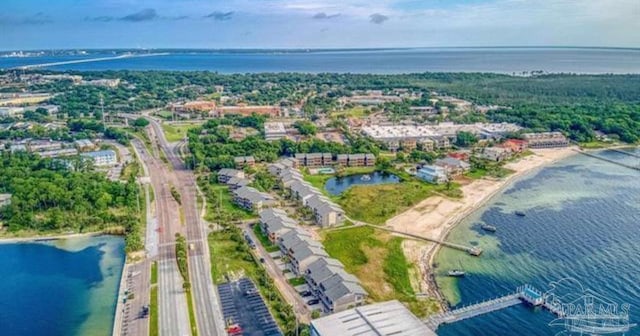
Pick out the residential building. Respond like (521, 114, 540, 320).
(289, 243, 329, 275)
(500, 139, 528, 153)
(217, 168, 245, 184)
(435, 157, 471, 175)
(264, 122, 287, 141)
(39, 148, 79, 158)
(417, 165, 448, 184)
(74, 139, 95, 151)
(81, 150, 117, 166)
(306, 195, 345, 228)
(226, 177, 251, 190)
(233, 156, 256, 168)
(0, 194, 11, 207)
(336, 153, 375, 167)
(259, 208, 297, 242)
(0, 107, 25, 117)
(231, 186, 276, 211)
(409, 106, 437, 114)
(310, 300, 436, 336)
(28, 140, 63, 152)
(477, 147, 511, 162)
(294, 153, 333, 167)
(523, 132, 570, 148)
(316, 271, 367, 313)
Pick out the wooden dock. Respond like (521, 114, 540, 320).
(574, 149, 640, 171)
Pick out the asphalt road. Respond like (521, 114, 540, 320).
(148, 117, 227, 336)
(134, 136, 192, 336)
(119, 260, 151, 336)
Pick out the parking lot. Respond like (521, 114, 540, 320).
(217, 278, 282, 336)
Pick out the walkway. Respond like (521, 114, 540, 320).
(574, 149, 640, 171)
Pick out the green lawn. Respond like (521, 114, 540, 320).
(186, 289, 198, 336)
(209, 230, 261, 284)
(465, 168, 488, 179)
(288, 277, 307, 287)
(200, 181, 257, 223)
(161, 123, 200, 142)
(323, 226, 438, 317)
(336, 180, 446, 225)
(150, 286, 158, 336)
(331, 106, 370, 118)
(151, 261, 158, 285)
(252, 224, 280, 252)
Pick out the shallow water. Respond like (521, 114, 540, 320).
(434, 149, 640, 335)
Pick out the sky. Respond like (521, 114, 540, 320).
(1, 0, 639, 50)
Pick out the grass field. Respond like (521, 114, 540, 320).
(186, 289, 198, 336)
(151, 261, 158, 284)
(161, 123, 200, 142)
(288, 277, 307, 286)
(201, 182, 256, 223)
(209, 230, 261, 284)
(331, 106, 369, 118)
(336, 181, 441, 225)
(253, 224, 280, 252)
(323, 226, 438, 317)
(150, 286, 158, 336)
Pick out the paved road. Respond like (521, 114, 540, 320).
(135, 135, 192, 336)
(147, 116, 227, 336)
(119, 260, 151, 336)
(244, 224, 311, 323)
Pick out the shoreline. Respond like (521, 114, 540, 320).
(0, 231, 107, 244)
(386, 147, 579, 311)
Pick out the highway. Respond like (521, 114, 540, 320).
(132, 137, 192, 336)
(13, 53, 168, 70)
(146, 116, 227, 336)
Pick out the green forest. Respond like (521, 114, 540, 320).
(0, 152, 143, 251)
(7, 70, 638, 143)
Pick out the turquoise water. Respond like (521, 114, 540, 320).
(324, 171, 401, 195)
(0, 236, 125, 336)
(2, 48, 640, 73)
(434, 149, 640, 335)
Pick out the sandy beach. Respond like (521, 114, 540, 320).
(385, 147, 578, 305)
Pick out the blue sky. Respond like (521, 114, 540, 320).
(1, 0, 638, 50)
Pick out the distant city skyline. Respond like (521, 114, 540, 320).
(1, 0, 639, 50)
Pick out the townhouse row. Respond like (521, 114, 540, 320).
(268, 159, 345, 228)
(259, 208, 367, 313)
(294, 153, 376, 168)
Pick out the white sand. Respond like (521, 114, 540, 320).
(385, 147, 578, 300)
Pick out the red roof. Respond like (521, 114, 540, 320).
(504, 139, 527, 145)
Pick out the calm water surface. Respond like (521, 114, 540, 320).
(2, 48, 640, 74)
(0, 235, 125, 336)
(434, 149, 640, 335)
(325, 171, 401, 195)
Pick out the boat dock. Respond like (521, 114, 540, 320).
(574, 149, 640, 171)
(424, 284, 564, 330)
(364, 224, 483, 256)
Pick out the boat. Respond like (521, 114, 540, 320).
(360, 174, 371, 181)
(481, 224, 497, 232)
(447, 270, 466, 277)
(515, 211, 526, 217)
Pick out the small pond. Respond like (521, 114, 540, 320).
(324, 171, 401, 195)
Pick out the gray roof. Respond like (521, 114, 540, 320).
(323, 279, 367, 302)
(218, 168, 242, 177)
(310, 300, 436, 336)
(436, 157, 470, 168)
(233, 186, 274, 204)
(278, 228, 312, 247)
(306, 258, 345, 285)
(291, 243, 328, 263)
(226, 177, 250, 187)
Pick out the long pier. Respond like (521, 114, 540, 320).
(609, 148, 640, 159)
(362, 223, 483, 256)
(424, 285, 562, 330)
(574, 149, 640, 171)
(13, 53, 168, 70)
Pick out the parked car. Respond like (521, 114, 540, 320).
(306, 299, 319, 305)
(259, 257, 265, 263)
(300, 291, 312, 297)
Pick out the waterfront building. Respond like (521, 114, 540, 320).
(417, 165, 448, 184)
(477, 146, 512, 162)
(310, 300, 435, 336)
(523, 132, 570, 148)
(81, 150, 117, 166)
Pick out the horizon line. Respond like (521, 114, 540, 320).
(2, 45, 640, 53)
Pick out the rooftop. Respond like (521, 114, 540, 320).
(311, 300, 436, 336)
